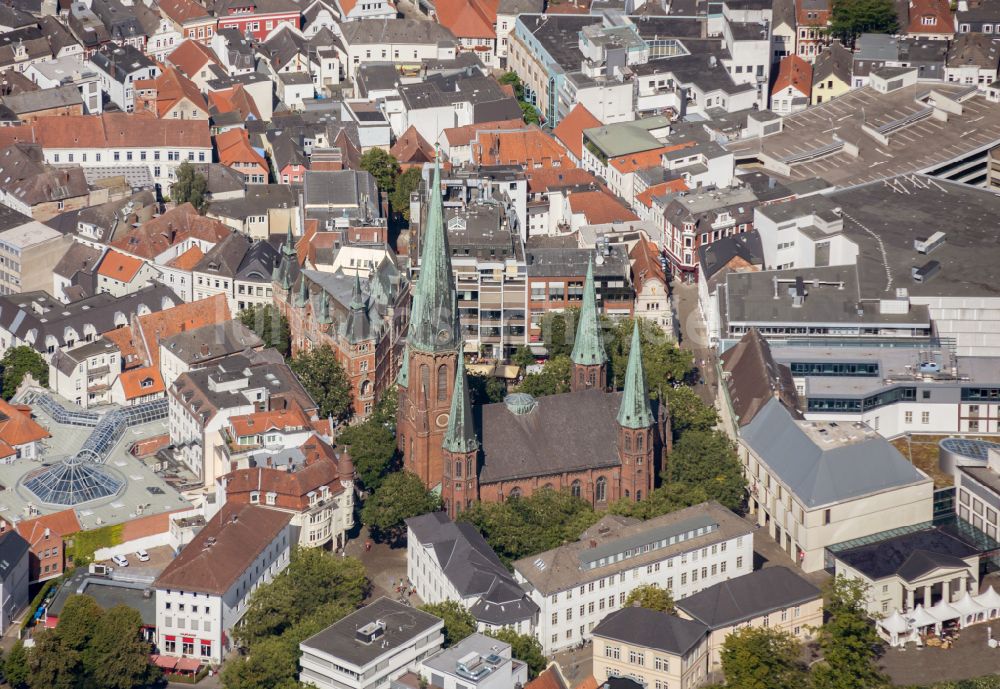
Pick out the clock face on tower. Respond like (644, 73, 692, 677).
(436, 413, 449, 428)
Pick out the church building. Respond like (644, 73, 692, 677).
(397, 161, 667, 517)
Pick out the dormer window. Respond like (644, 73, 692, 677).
(250, 491, 260, 504)
(141, 377, 154, 388)
(266, 492, 276, 505)
(921, 15, 936, 24)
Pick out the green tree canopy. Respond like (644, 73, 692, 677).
(290, 345, 353, 421)
(516, 355, 571, 397)
(1, 345, 48, 399)
(172, 161, 208, 211)
(665, 429, 746, 511)
(498, 71, 525, 99)
(221, 632, 304, 689)
(468, 373, 507, 405)
(610, 481, 710, 520)
(86, 605, 160, 689)
(520, 102, 540, 125)
(663, 385, 719, 439)
(361, 471, 441, 545)
(607, 318, 693, 395)
(539, 310, 575, 358)
(5, 640, 30, 689)
(360, 148, 402, 198)
(459, 488, 600, 565)
(511, 345, 536, 370)
(486, 628, 547, 678)
(389, 166, 423, 220)
(371, 386, 398, 428)
(337, 419, 398, 493)
(236, 547, 368, 647)
(720, 626, 807, 689)
(813, 576, 888, 689)
(829, 0, 899, 47)
(623, 584, 675, 613)
(238, 304, 291, 358)
(420, 601, 477, 647)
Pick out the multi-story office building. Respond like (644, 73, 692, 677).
(0, 207, 74, 296)
(513, 502, 753, 655)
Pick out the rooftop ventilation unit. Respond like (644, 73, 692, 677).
(356, 620, 386, 644)
(914, 231, 946, 255)
(912, 260, 941, 283)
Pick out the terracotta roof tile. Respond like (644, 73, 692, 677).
(434, 0, 498, 38)
(111, 204, 231, 259)
(215, 128, 268, 171)
(473, 127, 574, 168)
(443, 118, 524, 147)
(609, 142, 696, 174)
(119, 366, 165, 400)
(390, 126, 435, 165)
(635, 179, 689, 208)
(167, 245, 205, 270)
(14, 510, 82, 545)
(103, 327, 141, 368)
(143, 67, 208, 118)
(772, 54, 813, 97)
(167, 39, 221, 78)
(0, 113, 210, 150)
(568, 189, 639, 224)
(553, 104, 600, 160)
(229, 404, 310, 439)
(0, 398, 49, 448)
(97, 249, 145, 282)
(153, 503, 292, 595)
(525, 167, 599, 193)
(158, 0, 211, 23)
(526, 668, 567, 689)
(908, 0, 952, 33)
(630, 239, 666, 288)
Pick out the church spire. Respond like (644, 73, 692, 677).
(342, 273, 371, 344)
(282, 219, 296, 257)
(350, 272, 365, 310)
(617, 320, 653, 429)
(443, 345, 477, 454)
(407, 156, 458, 353)
(571, 257, 607, 367)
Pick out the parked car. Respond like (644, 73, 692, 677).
(112, 554, 129, 567)
(135, 549, 150, 562)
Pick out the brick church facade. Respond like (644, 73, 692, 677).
(398, 161, 668, 518)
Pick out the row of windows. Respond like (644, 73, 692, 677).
(51, 150, 206, 164)
(789, 361, 879, 377)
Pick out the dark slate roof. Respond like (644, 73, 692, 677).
(697, 231, 764, 283)
(0, 531, 28, 579)
(194, 231, 250, 278)
(676, 567, 821, 629)
(236, 240, 280, 282)
(740, 397, 928, 508)
(160, 320, 264, 365)
(477, 389, 640, 483)
(720, 328, 798, 427)
(834, 527, 979, 581)
(405, 512, 538, 625)
(592, 607, 707, 656)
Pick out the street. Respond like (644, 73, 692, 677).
(670, 277, 718, 406)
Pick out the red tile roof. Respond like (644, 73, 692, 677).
(158, 0, 211, 23)
(908, 0, 952, 33)
(167, 39, 221, 78)
(118, 367, 165, 400)
(390, 125, 435, 165)
(553, 104, 600, 160)
(525, 167, 599, 194)
(630, 239, 666, 290)
(229, 404, 310, 439)
(207, 84, 262, 121)
(0, 112, 210, 150)
(635, 179, 689, 209)
(526, 668, 567, 689)
(15, 510, 82, 545)
(443, 118, 524, 147)
(167, 244, 205, 270)
(142, 67, 209, 119)
(215, 128, 268, 172)
(473, 127, 574, 168)
(795, 0, 830, 26)
(435, 0, 498, 38)
(111, 204, 231, 259)
(0, 398, 49, 456)
(609, 142, 696, 175)
(97, 249, 145, 282)
(772, 54, 813, 97)
(568, 189, 639, 224)
(153, 503, 292, 595)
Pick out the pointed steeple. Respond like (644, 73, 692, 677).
(407, 156, 459, 353)
(350, 273, 365, 310)
(294, 275, 309, 307)
(282, 220, 296, 257)
(617, 320, 653, 429)
(342, 273, 371, 344)
(571, 256, 607, 366)
(315, 288, 332, 325)
(443, 345, 478, 454)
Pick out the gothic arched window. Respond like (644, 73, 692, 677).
(571, 480, 581, 498)
(595, 477, 607, 502)
(437, 364, 448, 401)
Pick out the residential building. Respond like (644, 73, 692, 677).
(212, 0, 302, 41)
(591, 607, 711, 689)
(0, 206, 74, 295)
(0, 397, 50, 462)
(95, 249, 158, 297)
(335, 18, 457, 82)
(945, 33, 1000, 87)
(89, 43, 160, 112)
(158, 320, 264, 389)
(234, 240, 280, 311)
(159, 0, 218, 45)
(299, 597, 444, 689)
(629, 240, 671, 333)
(215, 129, 269, 184)
(810, 41, 852, 104)
(49, 338, 123, 408)
(134, 66, 209, 120)
(0, 532, 29, 634)
(406, 512, 537, 635)
(0, 146, 90, 221)
(217, 433, 355, 549)
(771, 54, 812, 113)
(208, 184, 299, 239)
(902, 0, 954, 40)
(24, 56, 102, 114)
(513, 502, 754, 654)
(416, 634, 529, 689)
(10, 509, 82, 583)
(719, 330, 935, 572)
(154, 503, 293, 664)
(191, 232, 251, 308)
(795, 0, 830, 60)
(675, 566, 823, 669)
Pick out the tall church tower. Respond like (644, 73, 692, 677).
(397, 158, 461, 489)
(441, 346, 479, 518)
(617, 320, 656, 501)
(571, 257, 608, 392)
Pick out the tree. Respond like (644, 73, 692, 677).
(360, 148, 401, 198)
(85, 605, 159, 689)
(55, 595, 103, 653)
(338, 420, 398, 493)
(516, 355, 571, 397)
(540, 310, 574, 358)
(239, 304, 291, 358)
(486, 628, 547, 678)
(459, 488, 599, 565)
(623, 584, 675, 613)
(290, 345, 353, 421)
(237, 548, 368, 647)
(26, 629, 81, 689)
(829, 0, 898, 47)
(520, 102, 540, 125)
(468, 373, 506, 405)
(610, 481, 710, 520)
(720, 626, 807, 689)
(663, 385, 718, 439)
(511, 345, 535, 370)
(361, 471, 441, 545)
(665, 429, 746, 511)
(498, 71, 525, 100)
(221, 633, 303, 689)
(5, 641, 30, 689)
(1, 345, 48, 399)
(171, 161, 208, 211)
(813, 577, 888, 689)
(420, 601, 477, 647)
(607, 318, 693, 395)
(371, 386, 398, 428)
(389, 167, 423, 220)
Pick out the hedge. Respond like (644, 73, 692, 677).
(66, 523, 124, 566)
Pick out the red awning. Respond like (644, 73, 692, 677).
(176, 658, 202, 673)
(181, 637, 195, 644)
(164, 635, 176, 641)
(151, 655, 179, 670)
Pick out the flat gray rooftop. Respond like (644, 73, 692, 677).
(1, 402, 190, 531)
(728, 84, 1000, 186)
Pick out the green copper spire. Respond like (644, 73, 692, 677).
(349, 273, 365, 310)
(283, 220, 296, 257)
(407, 156, 459, 353)
(294, 275, 309, 307)
(315, 289, 332, 325)
(570, 257, 607, 366)
(443, 346, 478, 454)
(342, 273, 371, 344)
(617, 320, 653, 429)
